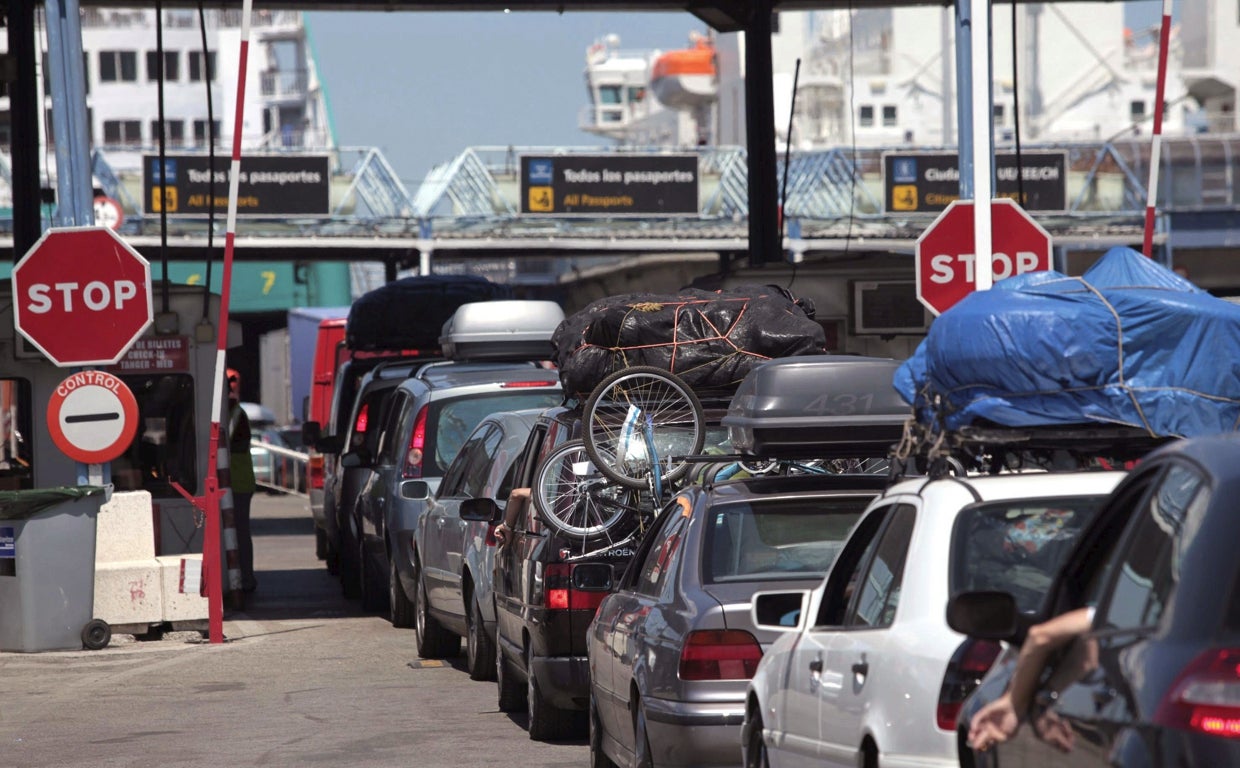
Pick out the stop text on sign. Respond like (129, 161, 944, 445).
(25, 280, 140, 314)
(927, 251, 1043, 284)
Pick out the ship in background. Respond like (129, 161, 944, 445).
(0, 7, 333, 176)
(581, 2, 1240, 150)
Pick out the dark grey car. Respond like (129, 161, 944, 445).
(353, 363, 561, 629)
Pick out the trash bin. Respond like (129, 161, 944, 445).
(0, 486, 110, 652)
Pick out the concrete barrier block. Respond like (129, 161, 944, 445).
(157, 555, 208, 623)
(93, 561, 163, 627)
(97, 491, 156, 563)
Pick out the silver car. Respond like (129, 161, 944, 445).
(586, 472, 888, 768)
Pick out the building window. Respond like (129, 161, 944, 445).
(99, 50, 137, 82)
(882, 105, 898, 127)
(188, 51, 216, 82)
(192, 119, 222, 144)
(859, 105, 874, 127)
(146, 51, 179, 82)
(150, 119, 185, 145)
(102, 119, 142, 146)
(994, 104, 1006, 125)
(1131, 100, 1147, 122)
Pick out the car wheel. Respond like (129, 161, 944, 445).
(338, 517, 360, 599)
(858, 741, 879, 768)
(389, 547, 415, 628)
(497, 646, 526, 712)
(745, 711, 769, 768)
(589, 692, 618, 768)
(633, 698, 655, 768)
(466, 595, 497, 682)
(527, 647, 579, 741)
(413, 562, 458, 659)
(314, 527, 328, 561)
(358, 534, 384, 613)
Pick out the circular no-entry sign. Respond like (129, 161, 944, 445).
(47, 371, 139, 464)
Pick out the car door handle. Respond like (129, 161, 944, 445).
(437, 517, 446, 527)
(809, 658, 823, 673)
(851, 661, 868, 677)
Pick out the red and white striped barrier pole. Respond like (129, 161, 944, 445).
(201, 0, 254, 643)
(1142, 0, 1173, 258)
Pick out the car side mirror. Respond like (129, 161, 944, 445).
(571, 562, 613, 592)
(400, 480, 430, 501)
(302, 421, 322, 449)
(317, 433, 345, 455)
(946, 591, 1021, 641)
(460, 497, 501, 523)
(751, 589, 811, 632)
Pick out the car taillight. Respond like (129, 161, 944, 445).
(936, 638, 1002, 731)
(501, 381, 558, 388)
(309, 454, 324, 490)
(354, 402, 369, 433)
(401, 405, 428, 479)
(1154, 648, 1240, 739)
(543, 563, 609, 612)
(678, 630, 763, 681)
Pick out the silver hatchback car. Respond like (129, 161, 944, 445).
(586, 472, 888, 768)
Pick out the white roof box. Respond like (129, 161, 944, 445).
(439, 300, 565, 361)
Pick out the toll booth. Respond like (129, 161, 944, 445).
(0, 280, 240, 557)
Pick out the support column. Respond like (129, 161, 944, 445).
(744, 2, 778, 268)
(44, 0, 94, 226)
(9, 1, 41, 258)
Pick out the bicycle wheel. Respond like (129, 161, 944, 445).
(533, 440, 644, 544)
(582, 366, 706, 490)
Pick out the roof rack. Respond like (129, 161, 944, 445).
(891, 418, 1176, 479)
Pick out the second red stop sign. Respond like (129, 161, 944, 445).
(915, 199, 1053, 316)
(12, 226, 154, 367)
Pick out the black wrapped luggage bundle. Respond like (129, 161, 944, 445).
(552, 285, 825, 397)
(345, 275, 512, 352)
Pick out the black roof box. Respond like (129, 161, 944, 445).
(723, 355, 911, 459)
(439, 300, 565, 361)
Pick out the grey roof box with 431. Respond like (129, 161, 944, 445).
(722, 355, 911, 459)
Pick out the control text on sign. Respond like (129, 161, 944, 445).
(25, 280, 140, 313)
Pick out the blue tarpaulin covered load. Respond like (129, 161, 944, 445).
(895, 247, 1240, 438)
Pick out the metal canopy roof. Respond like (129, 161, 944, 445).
(74, 1, 1094, 33)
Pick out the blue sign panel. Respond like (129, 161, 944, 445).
(528, 159, 554, 185)
(892, 157, 917, 184)
(0, 526, 14, 559)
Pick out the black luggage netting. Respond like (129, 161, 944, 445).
(552, 285, 825, 398)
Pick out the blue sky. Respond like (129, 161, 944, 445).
(305, 5, 1167, 189)
(305, 11, 700, 188)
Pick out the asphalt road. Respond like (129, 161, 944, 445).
(0, 493, 588, 768)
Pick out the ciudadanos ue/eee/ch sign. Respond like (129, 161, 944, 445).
(143, 154, 331, 216)
(521, 155, 699, 216)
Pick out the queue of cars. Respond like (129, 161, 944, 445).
(297, 289, 1228, 768)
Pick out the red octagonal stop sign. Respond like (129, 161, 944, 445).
(915, 198, 1053, 316)
(13, 226, 153, 367)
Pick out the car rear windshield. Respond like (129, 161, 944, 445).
(950, 495, 1108, 615)
(703, 496, 869, 583)
(424, 391, 562, 477)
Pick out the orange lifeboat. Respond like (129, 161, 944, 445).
(650, 35, 717, 109)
